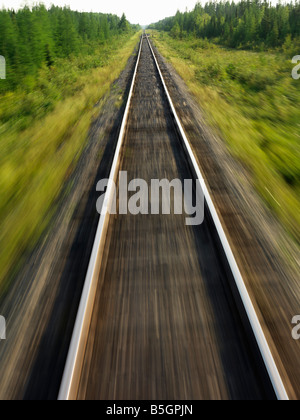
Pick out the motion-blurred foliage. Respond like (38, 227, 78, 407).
(152, 31, 300, 245)
(0, 5, 140, 290)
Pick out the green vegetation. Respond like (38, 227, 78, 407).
(0, 5, 141, 290)
(0, 5, 139, 92)
(150, 1, 300, 51)
(151, 31, 300, 245)
(149, 1, 300, 245)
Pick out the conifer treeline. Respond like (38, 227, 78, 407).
(0, 5, 138, 88)
(150, 1, 300, 48)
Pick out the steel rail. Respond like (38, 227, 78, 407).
(58, 35, 143, 401)
(58, 32, 289, 401)
(146, 34, 289, 401)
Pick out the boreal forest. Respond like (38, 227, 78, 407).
(150, 1, 300, 49)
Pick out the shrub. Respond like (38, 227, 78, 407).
(226, 63, 239, 80)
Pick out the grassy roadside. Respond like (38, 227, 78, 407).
(0, 31, 141, 291)
(151, 31, 300, 246)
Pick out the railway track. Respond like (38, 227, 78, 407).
(58, 34, 288, 400)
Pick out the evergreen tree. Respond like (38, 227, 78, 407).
(150, 0, 300, 49)
(119, 13, 129, 32)
(171, 22, 181, 38)
(0, 5, 138, 92)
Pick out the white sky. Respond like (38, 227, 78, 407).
(1, 0, 201, 26)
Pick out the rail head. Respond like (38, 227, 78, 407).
(145, 34, 289, 401)
(58, 35, 143, 401)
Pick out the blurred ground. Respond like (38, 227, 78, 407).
(0, 45, 139, 400)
